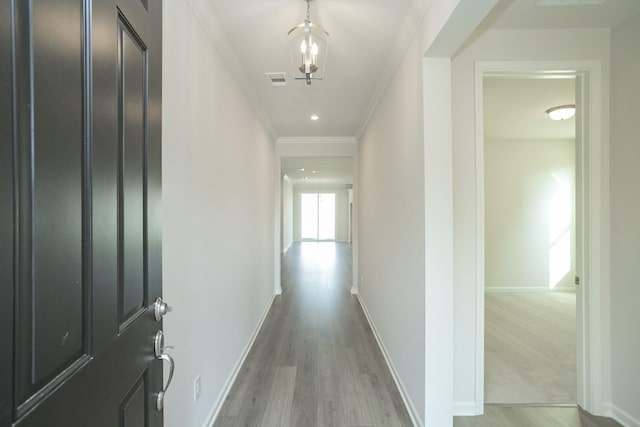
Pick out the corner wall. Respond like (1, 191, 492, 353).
(358, 32, 426, 424)
(162, 1, 275, 425)
(610, 11, 640, 427)
(282, 175, 294, 252)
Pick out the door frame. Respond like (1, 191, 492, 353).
(473, 60, 607, 415)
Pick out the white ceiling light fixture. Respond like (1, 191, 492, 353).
(288, 0, 329, 85)
(310, 114, 319, 121)
(546, 104, 576, 120)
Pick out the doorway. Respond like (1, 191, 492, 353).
(301, 193, 336, 240)
(473, 60, 606, 415)
(483, 76, 577, 404)
(277, 154, 357, 294)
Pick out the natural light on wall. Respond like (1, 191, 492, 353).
(548, 173, 572, 288)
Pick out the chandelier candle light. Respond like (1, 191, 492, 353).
(288, 0, 329, 85)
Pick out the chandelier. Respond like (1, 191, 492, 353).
(288, 0, 329, 85)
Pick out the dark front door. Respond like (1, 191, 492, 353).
(1, 0, 164, 425)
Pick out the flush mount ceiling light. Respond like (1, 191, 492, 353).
(310, 114, 319, 121)
(546, 104, 576, 120)
(288, 0, 329, 85)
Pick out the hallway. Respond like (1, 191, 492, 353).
(214, 242, 413, 427)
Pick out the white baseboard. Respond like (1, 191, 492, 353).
(610, 404, 640, 427)
(203, 293, 276, 427)
(453, 401, 480, 416)
(485, 286, 576, 293)
(357, 295, 423, 427)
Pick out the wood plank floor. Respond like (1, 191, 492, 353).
(454, 405, 622, 427)
(485, 292, 576, 404)
(214, 242, 413, 427)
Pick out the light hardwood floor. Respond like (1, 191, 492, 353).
(485, 292, 577, 404)
(454, 405, 622, 427)
(214, 242, 413, 427)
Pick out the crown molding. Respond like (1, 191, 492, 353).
(355, 0, 431, 140)
(276, 136, 357, 145)
(184, 0, 279, 142)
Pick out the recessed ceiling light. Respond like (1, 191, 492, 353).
(312, 170, 317, 173)
(304, 176, 309, 180)
(297, 168, 305, 172)
(310, 114, 319, 121)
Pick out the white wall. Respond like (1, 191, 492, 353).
(162, 1, 275, 426)
(281, 175, 294, 252)
(292, 186, 350, 242)
(610, 11, 640, 427)
(451, 28, 611, 412)
(358, 32, 426, 424)
(485, 139, 576, 291)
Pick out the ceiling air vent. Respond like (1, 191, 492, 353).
(265, 72, 287, 87)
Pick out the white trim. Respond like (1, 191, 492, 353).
(453, 401, 478, 416)
(423, 57, 454, 425)
(610, 404, 640, 427)
(204, 293, 276, 427)
(473, 63, 486, 415)
(485, 286, 576, 293)
(474, 60, 606, 416)
(350, 286, 358, 295)
(275, 156, 283, 295)
(276, 136, 357, 145)
(357, 295, 423, 427)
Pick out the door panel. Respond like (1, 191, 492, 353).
(120, 375, 148, 427)
(4, 0, 164, 424)
(12, 0, 87, 411)
(31, 0, 86, 392)
(118, 13, 148, 329)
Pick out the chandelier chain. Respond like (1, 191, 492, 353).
(306, 0, 311, 21)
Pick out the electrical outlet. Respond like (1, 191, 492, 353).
(194, 375, 201, 402)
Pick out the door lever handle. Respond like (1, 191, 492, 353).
(156, 353, 174, 411)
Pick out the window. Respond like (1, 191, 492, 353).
(301, 193, 335, 240)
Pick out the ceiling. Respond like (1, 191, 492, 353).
(203, 0, 640, 185)
(281, 157, 353, 186)
(479, 0, 640, 31)
(484, 77, 576, 141)
(207, 0, 426, 139)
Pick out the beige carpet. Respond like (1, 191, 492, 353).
(485, 292, 576, 404)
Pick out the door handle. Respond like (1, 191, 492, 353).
(156, 352, 174, 411)
(154, 297, 173, 321)
(153, 330, 173, 357)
